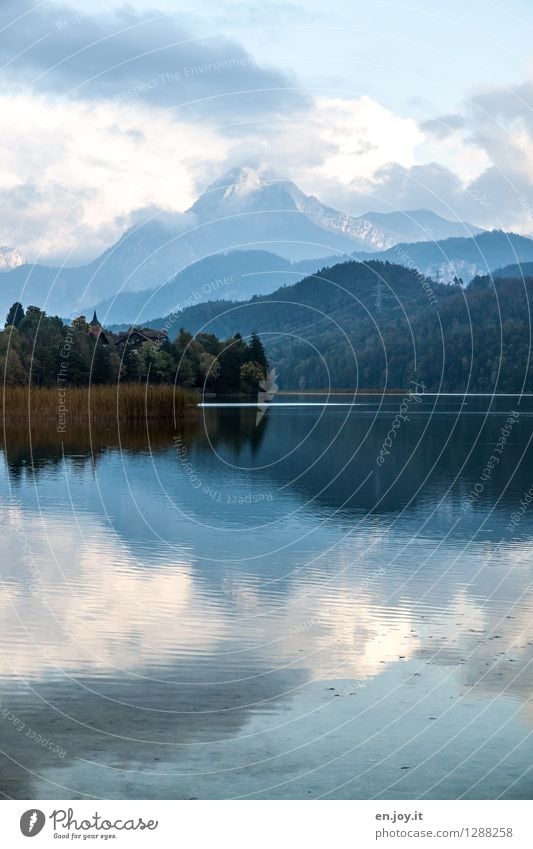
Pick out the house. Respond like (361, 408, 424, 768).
(114, 327, 168, 351)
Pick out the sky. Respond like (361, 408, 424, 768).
(1, 0, 533, 263)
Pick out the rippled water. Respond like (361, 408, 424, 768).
(1, 394, 532, 799)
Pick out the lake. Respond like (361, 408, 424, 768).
(1, 394, 532, 799)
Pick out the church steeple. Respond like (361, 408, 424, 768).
(87, 309, 109, 345)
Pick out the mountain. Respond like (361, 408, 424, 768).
(352, 230, 533, 282)
(0, 166, 489, 320)
(353, 209, 483, 249)
(0, 246, 25, 271)
(0, 263, 89, 321)
(0, 168, 367, 319)
(83, 215, 198, 295)
(189, 167, 483, 253)
(144, 259, 439, 341)
(92, 250, 339, 325)
(145, 259, 533, 392)
(187, 166, 371, 258)
(494, 261, 533, 279)
(0, 217, 217, 322)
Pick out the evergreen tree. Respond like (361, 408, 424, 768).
(0, 302, 270, 392)
(215, 335, 248, 393)
(247, 332, 268, 373)
(5, 302, 25, 328)
(91, 341, 114, 385)
(120, 344, 142, 383)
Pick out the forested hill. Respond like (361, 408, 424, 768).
(147, 261, 533, 392)
(92, 250, 340, 325)
(494, 261, 533, 279)
(351, 230, 533, 282)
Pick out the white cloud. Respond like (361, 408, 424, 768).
(0, 94, 231, 262)
(241, 95, 424, 190)
(416, 132, 490, 186)
(0, 504, 226, 677)
(0, 92, 430, 262)
(1, 0, 533, 262)
(313, 96, 424, 184)
(2, 79, 531, 265)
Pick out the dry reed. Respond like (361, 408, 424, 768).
(0, 384, 198, 422)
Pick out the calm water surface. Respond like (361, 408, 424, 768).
(1, 394, 532, 799)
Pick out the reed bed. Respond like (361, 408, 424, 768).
(0, 384, 198, 422)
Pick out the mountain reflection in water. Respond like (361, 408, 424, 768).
(0, 396, 532, 799)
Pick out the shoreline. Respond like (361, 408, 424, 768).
(275, 390, 533, 397)
(276, 390, 410, 396)
(0, 385, 198, 422)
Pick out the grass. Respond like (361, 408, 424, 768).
(0, 383, 198, 422)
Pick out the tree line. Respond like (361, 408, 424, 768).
(1, 303, 269, 393)
(6, 258, 533, 394)
(148, 260, 533, 392)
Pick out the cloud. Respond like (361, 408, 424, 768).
(0, 1, 306, 120)
(420, 114, 466, 140)
(122, 206, 196, 233)
(219, 95, 426, 195)
(0, 88, 441, 262)
(305, 161, 473, 223)
(3, 2, 533, 263)
(471, 78, 533, 134)
(399, 74, 533, 232)
(362, 162, 465, 211)
(217, 93, 492, 226)
(0, 93, 230, 262)
(312, 96, 424, 184)
(261, 75, 533, 233)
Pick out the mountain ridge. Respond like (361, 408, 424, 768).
(139, 257, 533, 392)
(0, 166, 493, 319)
(352, 230, 533, 282)
(91, 250, 341, 325)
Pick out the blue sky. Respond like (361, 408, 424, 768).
(1, 0, 532, 261)
(63, 0, 532, 114)
(203, 0, 533, 115)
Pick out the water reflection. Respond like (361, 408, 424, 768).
(1, 397, 533, 798)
